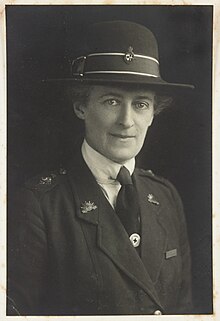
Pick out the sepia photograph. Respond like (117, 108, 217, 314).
(3, 3, 215, 318)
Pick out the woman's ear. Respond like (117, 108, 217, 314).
(73, 102, 86, 120)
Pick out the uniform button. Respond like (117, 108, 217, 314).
(153, 309, 162, 315)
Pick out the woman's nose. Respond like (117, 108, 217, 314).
(118, 103, 134, 128)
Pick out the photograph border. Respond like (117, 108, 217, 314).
(1, 1, 219, 320)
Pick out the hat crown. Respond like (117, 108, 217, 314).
(68, 20, 194, 91)
(86, 20, 159, 60)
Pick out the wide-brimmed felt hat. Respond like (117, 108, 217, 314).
(47, 20, 194, 91)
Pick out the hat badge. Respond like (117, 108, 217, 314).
(124, 46, 134, 64)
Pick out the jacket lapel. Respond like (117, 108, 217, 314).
(67, 154, 163, 309)
(133, 169, 168, 283)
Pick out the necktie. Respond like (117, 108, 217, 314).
(115, 166, 140, 237)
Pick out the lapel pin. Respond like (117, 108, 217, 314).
(81, 201, 97, 214)
(147, 194, 160, 206)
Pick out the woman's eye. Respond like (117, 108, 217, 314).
(105, 99, 119, 106)
(135, 101, 150, 109)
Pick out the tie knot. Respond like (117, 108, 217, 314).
(117, 166, 133, 186)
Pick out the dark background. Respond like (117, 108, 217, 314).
(6, 5, 212, 313)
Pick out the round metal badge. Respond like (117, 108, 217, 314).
(129, 233, 141, 248)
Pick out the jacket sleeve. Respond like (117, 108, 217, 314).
(7, 188, 49, 315)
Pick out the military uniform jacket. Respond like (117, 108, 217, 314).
(8, 152, 192, 315)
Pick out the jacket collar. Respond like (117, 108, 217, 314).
(67, 151, 100, 226)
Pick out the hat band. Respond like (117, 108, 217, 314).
(72, 53, 160, 78)
(87, 52, 159, 64)
(84, 70, 158, 78)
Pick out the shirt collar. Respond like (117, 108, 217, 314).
(81, 139, 135, 184)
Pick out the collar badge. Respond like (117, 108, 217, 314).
(81, 201, 97, 214)
(147, 194, 160, 206)
(124, 46, 134, 64)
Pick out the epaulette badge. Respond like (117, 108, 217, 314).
(26, 168, 67, 192)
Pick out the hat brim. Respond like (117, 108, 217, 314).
(44, 74, 194, 93)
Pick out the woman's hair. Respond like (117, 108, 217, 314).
(154, 94, 173, 115)
(67, 83, 173, 115)
(66, 83, 92, 107)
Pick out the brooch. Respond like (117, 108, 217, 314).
(81, 201, 97, 214)
(147, 194, 160, 206)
